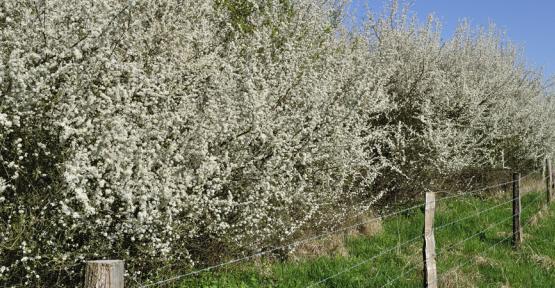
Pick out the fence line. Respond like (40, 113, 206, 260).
(383, 188, 545, 287)
(305, 233, 423, 288)
(134, 171, 542, 287)
(305, 172, 540, 287)
(382, 206, 515, 287)
(431, 190, 545, 286)
(436, 174, 531, 202)
(433, 196, 513, 231)
(139, 201, 430, 287)
(382, 214, 512, 288)
(435, 233, 514, 285)
(316, 203, 515, 287)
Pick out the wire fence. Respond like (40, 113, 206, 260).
(431, 190, 546, 286)
(382, 188, 545, 288)
(136, 170, 548, 287)
(309, 174, 544, 288)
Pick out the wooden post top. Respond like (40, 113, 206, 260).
(84, 259, 124, 288)
(86, 260, 124, 264)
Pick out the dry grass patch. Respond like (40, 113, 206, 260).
(528, 206, 552, 226)
(290, 213, 384, 259)
(495, 231, 512, 238)
(474, 255, 490, 266)
(396, 241, 421, 267)
(531, 254, 555, 271)
(521, 176, 545, 195)
(343, 213, 384, 238)
(439, 265, 481, 288)
(290, 234, 349, 260)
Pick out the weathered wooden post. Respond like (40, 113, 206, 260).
(423, 192, 437, 288)
(512, 173, 522, 248)
(84, 260, 124, 288)
(543, 158, 546, 183)
(546, 158, 552, 203)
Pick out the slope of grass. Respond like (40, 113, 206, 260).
(177, 190, 555, 287)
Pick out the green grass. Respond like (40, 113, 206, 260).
(177, 191, 555, 287)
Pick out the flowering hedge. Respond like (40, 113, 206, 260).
(1, 0, 553, 286)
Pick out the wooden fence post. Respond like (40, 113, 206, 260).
(84, 260, 124, 288)
(512, 173, 522, 248)
(423, 192, 437, 288)
(546, 158, 552, 203)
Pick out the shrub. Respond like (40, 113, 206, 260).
(0, 0, 552, 286)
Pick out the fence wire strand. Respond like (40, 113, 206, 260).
(381, 173, 543, 287)
(429, 190, 545, 286)
(140, 171, 541, 287)
(305, 233, 423, 288)
(381, 207, 518, 287)
(437, 170, 536, 202)
(140, 202, 436, 287)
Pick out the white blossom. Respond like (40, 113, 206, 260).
(0, 0, 552, 286)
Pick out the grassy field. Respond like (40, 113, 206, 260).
(177, 189, 555, 287)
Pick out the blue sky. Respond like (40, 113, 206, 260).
(347, 0, 555, 79)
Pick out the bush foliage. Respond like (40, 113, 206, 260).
(0, 0, 553, 286)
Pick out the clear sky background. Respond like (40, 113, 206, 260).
(347, 0, 555, 79)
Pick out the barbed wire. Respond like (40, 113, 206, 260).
(139, 171, 539, 287)
(381, 181, 545, 287)
(381, 207, 518, 287)
(305, 233, 423, 288)
(139, 200, 431, 287)
(3, 172, 543, 288)
(433, 196, 514, 232)
(436, 170, 537, 203)
(429, 190, 545, 286)
(306, 173, 540, 288)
